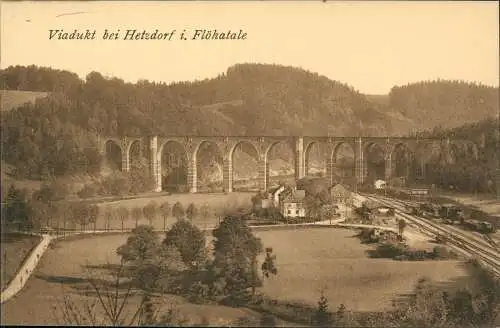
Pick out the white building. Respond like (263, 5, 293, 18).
(280, 189, 306, 218)
(374, 179, 387, 189)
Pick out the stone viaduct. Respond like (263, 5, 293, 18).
(98, 135, 478, 193)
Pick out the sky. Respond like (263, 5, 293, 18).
(1, 1, 499, 94)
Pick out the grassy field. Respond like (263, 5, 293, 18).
(1, 233, 42, 291)
(0, 231, 292, 326)
(1, 227, 469, 325)
(223, 228, 467, 312)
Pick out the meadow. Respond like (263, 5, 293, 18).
(0, 227, 468, 325)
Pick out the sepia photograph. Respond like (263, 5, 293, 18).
(1, 1, 499, 326)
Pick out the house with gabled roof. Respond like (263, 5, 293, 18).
(329, 183, 352, 204)
(280, 188, 306, 218)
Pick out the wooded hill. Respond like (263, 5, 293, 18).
(388, 80, 499, 131)
(412, 117, 499, 194)
(1, 64, 498, 184)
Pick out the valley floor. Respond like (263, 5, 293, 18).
(0, 228, 468, 325)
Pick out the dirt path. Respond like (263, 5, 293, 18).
(1, 234, 52, 304)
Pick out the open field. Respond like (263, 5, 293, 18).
(1, 233, 41, 291)
(216, 228, 468, 312)
(0, 231, 293, 326)
(1, 227, 469, 325)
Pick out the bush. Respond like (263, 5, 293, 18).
(358, 228, 379, 243)
(432, 246, 457, 260)
(220, 290, 253, 307)
(129, 171, 155, 194)
(177, 185, 188, 193)
(368, 243, 406, 259)
(102, 172, 131, 196)
(32, 179, 71, 202)
(77, 184, 99, 199)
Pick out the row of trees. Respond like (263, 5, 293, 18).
(1, 183, 217, 233)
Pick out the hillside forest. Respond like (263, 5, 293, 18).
(0, 64, 498, 201)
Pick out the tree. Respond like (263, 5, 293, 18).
(199, 203, 211, 221)
(28, 200, 50, 231)
(52, 260, 187, 326)
(211, 215, 264, 299)
(304, 195, 323, 220)
(88, 204, 99, 231)
(297, 177, 330, 197)
(261, 247, 278, 278)
(260, 313, 277, 327)
(159, 201, 171, 232)
(143, 201, 158, 227)
(313, 289, 330, 327)
(33, 179, 70, 202)
(116, 225, 159, 264)
(3, 185, 31, 231)
(398, 218, 407, 237)
(186, 203, 198, 221)
(117, 206, 129, 232)
(132, 206, 143, 228)
(69, 202, 90, 231)
(52, 201, 70, 235)
(172, 202, 185, 221)
(320, 204, 337, 224)
(163, 219, 207, 269)
(45, 201, 62, 232)
(102, 208, 117, 231)
(71, 202, 90, 231)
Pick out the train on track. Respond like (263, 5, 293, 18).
(405, 202, 496, 234)
(463, 219, 496, 234)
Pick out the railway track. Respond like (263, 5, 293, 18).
(362, 194, 500, 277)
(380, 196, 497, 250)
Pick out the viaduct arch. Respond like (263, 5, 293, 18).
(98, 135, 477, 193)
